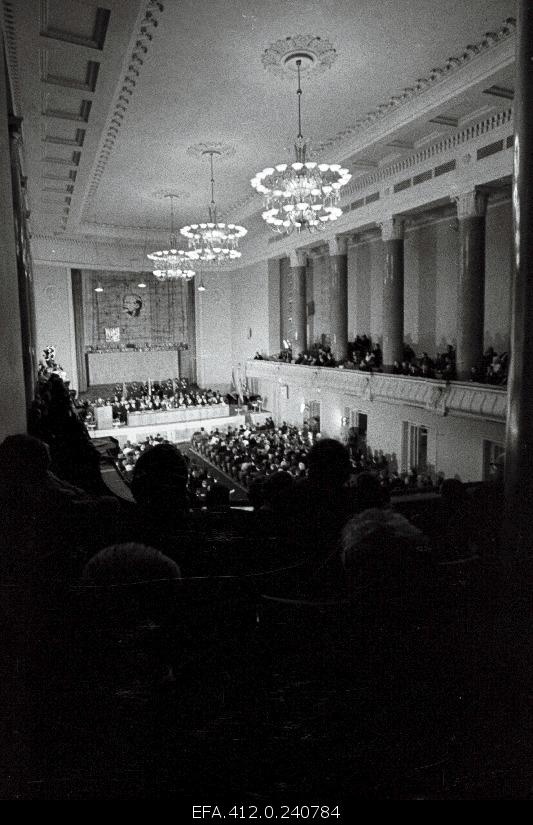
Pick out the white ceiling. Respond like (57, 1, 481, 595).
(4, 0, 516, 243)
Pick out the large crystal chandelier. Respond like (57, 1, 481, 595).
(180, 150, 247, 264)
(251, 59, 351, 234)
(147, 194, 196, 281)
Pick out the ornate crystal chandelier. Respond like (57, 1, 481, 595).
(180, 150, 247, 264)
(251, 59, 351, 234)
(147, 194, 196, 281)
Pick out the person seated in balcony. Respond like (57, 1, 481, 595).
(398, 359, 410, 375)
(445, 344, 456, 363)
(403, 342, 416, 363)
(342, 354, 356, 370)
(371, 343, 383, 368)
(483, 346, 495, 370)
(470, 364, 483, 382)
(486, 354, 507, 385)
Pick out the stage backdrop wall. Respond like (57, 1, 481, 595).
(82, 270, 190, 348)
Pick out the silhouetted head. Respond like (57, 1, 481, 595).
(131, 442, 188, 508)
(0, 434, 50, 488)
(440, 478, 466, 506)
(353, 471, 390, 511)
(205, 483, 230, 510)
(262, 470, 294, 509)
(341, 508, 430, 599)
(307, 438, 351, 489)
(82, 542, 181, 625)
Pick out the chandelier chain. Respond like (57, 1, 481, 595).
(251, 54, 351, 235)
(296, 59, 303, 139)
(179, 149, 247, 263)
(147, 193, 196, 281)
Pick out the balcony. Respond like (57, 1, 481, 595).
(245, 360, 508, 423)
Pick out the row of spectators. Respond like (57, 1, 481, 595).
(257, 338, 509, 385)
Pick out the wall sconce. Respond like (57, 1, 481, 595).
(94, 281, 103, 292)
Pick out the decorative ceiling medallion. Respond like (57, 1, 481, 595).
(151, 189, 190, 200)
(262, 35, 337, 78)
(186, 142, 236, 160)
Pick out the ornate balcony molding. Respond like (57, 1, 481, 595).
(245, 361, 507, 423)
(341, 107, 513, 200)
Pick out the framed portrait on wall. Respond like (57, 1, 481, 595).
(105, 327, 120, 342)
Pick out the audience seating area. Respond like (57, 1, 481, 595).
(0, 370, 529, 800)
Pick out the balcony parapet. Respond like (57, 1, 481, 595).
(245, 361, 507, 423)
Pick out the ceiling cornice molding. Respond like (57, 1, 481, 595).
(2, 0, 22, 116)
(315, 17, 516, 162)
(32, 232, 147, 250)
(80, 0, 165, 217)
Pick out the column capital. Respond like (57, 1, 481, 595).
(289, 249, 307, 268)
(380, 216, 405, 241)
(328, 236, 348, 257)
(453, 189, 488, 220)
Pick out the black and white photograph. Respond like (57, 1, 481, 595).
(0, 0, 531, 805)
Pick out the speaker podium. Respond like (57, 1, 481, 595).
(95, 405, 113, 430)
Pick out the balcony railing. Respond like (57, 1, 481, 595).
(245, 360, 507, 423)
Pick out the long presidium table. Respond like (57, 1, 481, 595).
(87, 350, 180, 385)
(127, 404, 230, 427)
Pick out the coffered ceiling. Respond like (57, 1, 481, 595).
(2, 0, 517, 247)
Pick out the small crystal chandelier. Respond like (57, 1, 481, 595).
(180, 150, 247, 264)
(251, 59, 351, 234)
(147, 194, 196, 281)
